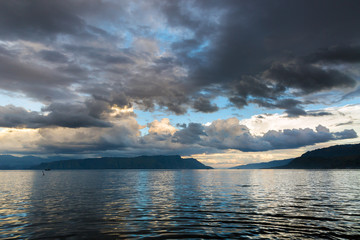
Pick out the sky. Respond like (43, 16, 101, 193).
(0, 0, 360, 168)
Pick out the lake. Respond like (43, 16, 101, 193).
(0, 170, 359, 239)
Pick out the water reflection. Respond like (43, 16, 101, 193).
(0, 170, 359, 239)
(0, 171, 35, 239)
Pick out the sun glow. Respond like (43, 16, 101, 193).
(110, 105, 134, 116)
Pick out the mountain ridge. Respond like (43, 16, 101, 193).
(230, 158, 293, 169)
(277, 143, 360, 169)
(31, 155, 213, 170)
(230, 143, 360, 169)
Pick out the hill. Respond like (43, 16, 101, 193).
(0, 155, 69, 169)
(32, 155, 213, 170)
(230, 159, 293, 169)
(278, 144, 360, 169)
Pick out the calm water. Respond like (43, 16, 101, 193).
(0, 170, 359, 239)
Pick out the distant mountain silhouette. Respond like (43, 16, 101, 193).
(278, 144, 360, 169)
(230, 159, 293, 169)
(32, 155, 213, 170)
(0, 155, 67, 169)
(0, 155, 39, 169)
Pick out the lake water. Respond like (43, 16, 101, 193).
(0, 170, 359, 239)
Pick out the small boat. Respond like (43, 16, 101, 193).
(44, 168, 51, 171)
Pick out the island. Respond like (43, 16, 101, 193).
(31, 155, 213, 170)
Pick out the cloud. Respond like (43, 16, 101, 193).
(41, 102, 113, 128)
(0, 51, 78, 103)
(38, 50, 68, 63)
(240, 104, 360, 136)
(336, 121, 353, 127)
(203, 118, 357, 151)
(37, 117, 141, 154)
(172, 117, 358, 152)
(1, 0, 360, 117)
(202, 118, 271, 151)
(146, 118, 177, 141)
(306, 45, 360, 64)
(163, 0, 360, 113)
(261, 125, 356, 150)
(172, 123, 206, 144)
(333, 129, 357, 139)
(263, 60, 356, 94)
(0, 103, 112, 128)
(0, 0, 359, 160)
(0, 112, 358, 158)
(63, 45, 134, 65)
(192, 97, 219, 113)
(0, 105, 44, 128)
(0, 0, 108, 41)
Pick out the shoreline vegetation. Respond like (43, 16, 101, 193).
(0, 143, 359, 170)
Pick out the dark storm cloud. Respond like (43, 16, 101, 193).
(250, 98, 308, 117)
(0, 105, 45, 128)
(0, 0, 359, 158)
(1, 0, 359, 117)
(0, 53, 77, 102)
(56, 64, 88, 78)
(163, 0, 360, 112)
(284, 108, 307, 118)
(172, 123, 206, 144)
(0, 104, 112, 128)
(307, 111, 333, 117)
(229, 97, 248, 109)
(63, 45, 134, 65)
(263, 60, 356, 94)
(0, 0, 108, 41)
(38, 50, 68, 63)
(251, 98, 334, 117)
(192, 97, 219, 113)
(306, 45, 360, 64)
(42, 102, 112, 128)
(61, 43, 191, 114)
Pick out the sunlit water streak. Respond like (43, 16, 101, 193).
(0, 170, 359, 239)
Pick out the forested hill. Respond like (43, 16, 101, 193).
(32, 155, 213, 170)
(278, 144, 360, 169)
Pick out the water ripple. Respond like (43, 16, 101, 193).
(0, 170, 359, 239)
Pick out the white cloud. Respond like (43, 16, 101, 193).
(240, 104, 360, 135)
(147, 118, 177, 135)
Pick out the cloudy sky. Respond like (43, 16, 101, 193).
(0, 0, 359, 168)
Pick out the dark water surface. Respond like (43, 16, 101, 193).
(0, 170, 359, 239)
